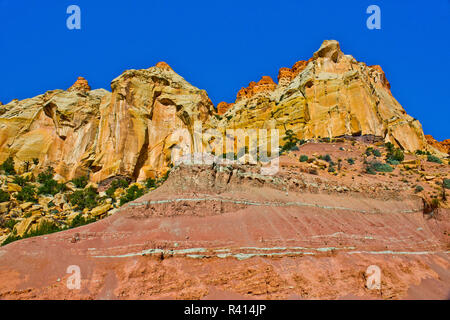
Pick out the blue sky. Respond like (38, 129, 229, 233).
(1, 0, 449, 140)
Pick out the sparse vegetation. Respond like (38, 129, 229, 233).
(105, 178, 130, 198)
(71, 176, 89, 189)
(119, 185, 144, 206)
(347, 158, 355, 165)
(68, 187, 99, 210)
(414, 185, 424, 193)
(444, 179, 450, 190)
(281, 129, 301, 153)
(69, 213, 98, 228)
(15, 185, 38, 203)
(415, 150, 431, 156)
(299, 155, 308, 162)
(0, 189, 10, 202)
(0, 157, 16, 175)
(365, 161, 393, 174)
(427, 155, 442, 164)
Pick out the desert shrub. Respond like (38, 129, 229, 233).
(2, 218, 18, 230)
(281, 129, 300, 153)
(119, 185, 144, 206)
(15, 185, 37, 203)
(365, 147, 374, 156)
(36, 167, 66, 195)
(427, 155, 442, 164)
(105, 178, 130, 198)
(32, 158, 39, 165)
(443, 179, 450, 190)
(0, 189, 10, 202)
(38, 179, 65, 196)
(385, 142, 395, 153)
(365, 161, 393, 174)
(328, 166, 335, 173)
(13, 175, 31, 187)
(414, 185, 424, 193)
(299, 155, 308, 162)
(145, 178, 157, 188)
(71, 176, 89, 189)
(386, 159, 400, 165)
(323, 154, 332, 163)
(347, 158, 355, 165)
(415, 150, 431, 156)
(69, 214, 97, 229)
(373, 149, 381, 157)
(68, 187, 99, 210)
(386, 148, 404, 162)
(0, 157, 16, 175)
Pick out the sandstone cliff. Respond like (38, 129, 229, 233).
(0, 40, 446, 183)
(214, 40, 436, 155)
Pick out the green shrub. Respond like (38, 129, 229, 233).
(0, 189, 10, 202)
(69, 213, 97, 228)
(0, 157, 16, 175)
(13, 175, 32, 187)
(365, 161, 393, 174)
(414, 185, 424, 193)
(37, 166, 55, 183)
(68, 187, 99, 210)
(385, 142, 395, 153)
(32, 158, 39, 165)
(145, 178, 157, 188)
(281, 129, 300, 153)
(15, 185, 37, 202)
(323, 154, 332, 163)
(120, 185, 144, 206)
(347, 158, 355, 165)
(365, 147, 374, 156)
(328, 166, 335, 173)
(386, 148, 404, 162)
(373, 149, 381, 157)
(299, 155, 308, 162)
(443, 179, 450, 190)
(386, 159, 400, 165)
(105, 178, 130, 198)
(71, 176, 89, 189)
(415, 150, 431, 156)
(427, 155, 442, 164)
(2, 219, 18, 230)
(38, 179, 65, 196)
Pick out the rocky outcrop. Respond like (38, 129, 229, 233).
(0, 40, 446, 184)
(216, 101, 233, 115)
(215, 40, 438, 154)
(426, 135, 450, 154)
(0, 80, 109, 180)
(91, 62, 214, 182)
(0, 65, 214, 182)
(68, 76, 91, 93)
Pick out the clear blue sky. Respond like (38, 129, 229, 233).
(1, 0, 449, 140)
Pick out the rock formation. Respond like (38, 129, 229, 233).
(215, 40, 436, 155)
(0, 40, 446, 185)
(425, 135, 450, 154)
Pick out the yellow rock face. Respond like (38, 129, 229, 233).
(0, 41, 445, 184)
(90, 203, 112, 217)
(215, 40, 441, 155)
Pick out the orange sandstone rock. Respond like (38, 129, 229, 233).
(236, 76, 277, 101)
(67, 76, 91, 93)
(156, 61, 172, 71)
(425, 135, 450, 154)
(217, 101, 233, 115)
